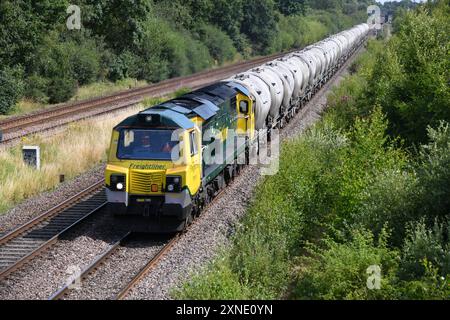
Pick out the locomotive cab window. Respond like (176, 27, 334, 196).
(239, 100, 249, 114)
(190, 131, 198, 156)
(117, 129, 178, 160)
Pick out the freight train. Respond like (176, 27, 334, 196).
(105, 23, 371, 232)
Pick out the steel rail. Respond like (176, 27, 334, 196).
(0, 181, 106, 280)
(48, 231, 132, 300)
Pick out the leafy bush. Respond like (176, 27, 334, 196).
(399, 220, 450, 280)
(184, 38, 213, 74)
(199, 25, 237, 64)
(0, 66, 25, 114)
(293, 229, 399, 300)
(107, 51, 143, 82)
(47, 76, 77, 104)
(67, 40, 101, 85)
(175, 255, 251, 300)
(24, 74, 49, 104)
(415, 122, 450, 222)
(366, 7, 450, 144)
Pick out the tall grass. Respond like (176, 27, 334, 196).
(70, 78, 148, 102)
(0, 106, 143, 214)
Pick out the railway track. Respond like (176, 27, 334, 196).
(0, 182, 106, 281)
(48, 233, 177, 300)
(0, 51, 292, 145)
(0, 40, 368, 299)
(47, 179, 232, 300)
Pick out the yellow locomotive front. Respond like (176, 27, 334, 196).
(105, 81, 255, 233)
(105, 109, 202, 232)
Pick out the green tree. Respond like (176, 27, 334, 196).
(241, 0, 278, 54)
(0, 67, 25, 114)
(276, 0, 307, 15)
(367, 7, 450, 144)
(0, 0, 68, 67)
(80, 0, 152, 53)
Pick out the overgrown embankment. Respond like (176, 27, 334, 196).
(0, 0, 372, 116)
(175, 2, 449, 300)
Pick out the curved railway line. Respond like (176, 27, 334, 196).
(0, 39, 368, 299)
(0, 51, 293, 146)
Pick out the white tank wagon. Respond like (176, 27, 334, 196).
(304, 47, 325, 79)
(341, 30, 357, 50)
(247, 68, 284, 120)
(315, 42, 335, 70)
(285, 55, 310, 97)
(293, 51, 320, 89)
(302, 48, 326, 89)
(356, 24, 370, 41)
(335, 33, 351, 57)
(310, 44, 333, 78)
(320, 39, 340, 69)
(221, 23, 370, 129)
(327, 36, 346, 65)
(227, 74, 271, 130)
(275, 58, 303, 101)
(264, 61, 295, 110)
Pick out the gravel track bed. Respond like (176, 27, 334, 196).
(0, 46, 363, 300)
(61, 238, 168, 300)
(125, 47, 364, 300)
(0, 211, 128, 300)
(0, 163, 105, 234)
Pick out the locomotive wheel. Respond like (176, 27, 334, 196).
(184, 208, 194, 230)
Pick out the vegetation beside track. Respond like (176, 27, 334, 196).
(175, 2, 450, 300)
(0, 107, 137, 214)
(0, 96, 163, 215)
(0, 0, 374, 116)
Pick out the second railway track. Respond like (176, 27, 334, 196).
(0, 51, 292, 145)
(0, 181, 106, 281)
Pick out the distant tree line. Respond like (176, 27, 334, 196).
(0, 0, 373, 114)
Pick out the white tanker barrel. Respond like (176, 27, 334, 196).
(310, 47, 328, 76)
(303, 48, 322, 77)
(338, 33, 351, 54)
(328, 37, 344, 62)
(324, 40, 339, 66)
(227, 75, 271, 130)
(293, 52, 317, 88)
(312, 45, 331, 73)
(342, 30, 356, 48)
(265, 61, 295, 108)
(287, 56, 309, 95)
(301, 50, 322, 85)
(248, 68, 283, 119)
(276, 58, 302, 99)
(318, 41, 334, 68)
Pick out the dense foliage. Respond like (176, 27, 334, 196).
(0, 0, 372, 114)
(175, 1, 449, 300)
(333, 1, 450, 145)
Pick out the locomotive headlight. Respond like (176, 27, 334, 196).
(166, 176, 182, 193)
(110, 174, 126, 191)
